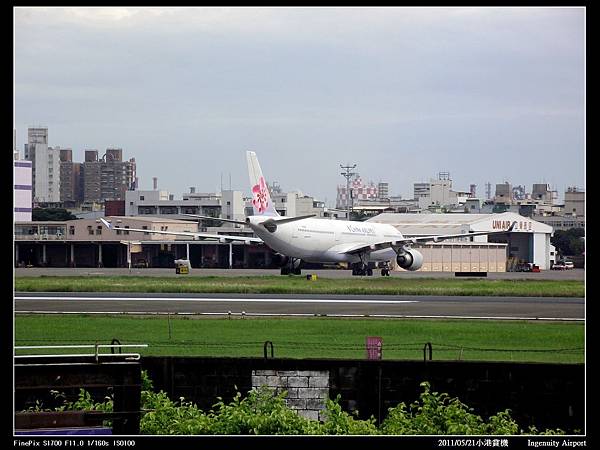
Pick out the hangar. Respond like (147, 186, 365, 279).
(367, 212, 555, 270)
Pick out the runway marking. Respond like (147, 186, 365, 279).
(14, 310, 583, 321)
(14, 296, 419, 305)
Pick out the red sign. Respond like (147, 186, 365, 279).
(366, 336, 383, 360)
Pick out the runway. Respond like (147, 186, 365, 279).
(14, 292, 585, 321)
(14, 267, 585, 280)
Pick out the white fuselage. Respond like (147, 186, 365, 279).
(247, 216, 404, 264)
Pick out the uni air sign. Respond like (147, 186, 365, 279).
(492, 220, 532, 231)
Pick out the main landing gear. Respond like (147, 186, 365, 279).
(351, 263, 373, 276)
(351, 260, 391, 276)
(280, 257, 302, 275)
(351, 255, 373, 276)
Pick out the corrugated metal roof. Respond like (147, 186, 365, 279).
(110, 216, 192, 224)
(367, 213, 490, 226)
(366, 212, 553, 234)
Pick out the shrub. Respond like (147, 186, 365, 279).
(24, 373, 567, 435)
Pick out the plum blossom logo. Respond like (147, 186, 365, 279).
(252, 176, 270, 213)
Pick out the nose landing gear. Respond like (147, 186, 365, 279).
(280, 257, 302, 275)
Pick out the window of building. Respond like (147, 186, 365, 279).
(227, 201, 231, 205)
(69, 226, 75, 235)
(96, 226, 102, 235)
(116, 229, 122, 235)
(142, 225, 149, 235)
(124, 226, 129, 235)
(140, 195, 145, 201)
(87, 226, 94, 235)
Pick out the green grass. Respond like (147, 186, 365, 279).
(14, 275, 584, 297)
(14, 315, 584, 363)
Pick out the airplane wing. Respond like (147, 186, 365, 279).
(99, 218, 262, 244)
(341, 221, 516, 256)
(181, 214, 248, 226)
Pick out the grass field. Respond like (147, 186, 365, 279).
(14, 315, 584, 363)
(14, 275, 585, 297)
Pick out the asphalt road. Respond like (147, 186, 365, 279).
(14, 292, 585, 321)
(14, 267, 585, 280)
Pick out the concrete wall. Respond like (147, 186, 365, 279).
(252, 369, 329, 420)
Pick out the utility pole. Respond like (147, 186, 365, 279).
(340, 163, 357, 216)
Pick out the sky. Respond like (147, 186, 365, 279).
(14, 7, 585, 206)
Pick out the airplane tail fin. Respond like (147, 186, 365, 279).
(246, 151, 280, 217)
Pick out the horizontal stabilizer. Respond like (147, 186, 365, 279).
(262, 214, 315, 226)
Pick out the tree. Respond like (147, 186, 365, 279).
(551, 228, 585, 257)
(32, 208, 77, 221)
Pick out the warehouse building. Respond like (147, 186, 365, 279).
(367, 212, 555, 270)
(14, 216, 270, 269)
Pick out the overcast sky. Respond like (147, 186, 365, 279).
(14, 7, 585, 206)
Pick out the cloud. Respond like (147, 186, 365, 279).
(13, 6, 585, 202)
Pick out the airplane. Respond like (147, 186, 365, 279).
(101, 151, 516, 276)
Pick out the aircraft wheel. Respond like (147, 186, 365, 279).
(294, 267, 302, 275)
(367, 268, 373, 276)
(381, 269, 387, 276)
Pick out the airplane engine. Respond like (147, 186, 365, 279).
(396, 249, 423, 271)
(273, 253, 300, 268)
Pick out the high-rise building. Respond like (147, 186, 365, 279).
(377, 182, 389, 200)
(495, 182, 513, 204)
(532, 184, 555, 203)
(82, 148, 136, 203)
(14, 131, 32, 221)
(25, 127, 60, 203)
(59, 148, 83, 204)
(413, 182, 430, 201)
(564, 187, 584, 217)
(13, 129, 19, 160)
(82, 149, 101, 202)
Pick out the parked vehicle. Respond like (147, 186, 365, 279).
(564, 261, 575, 269)
(516, 262, 541, 272)
(133, 258, 149, 268)
(552, 263, 566, 270)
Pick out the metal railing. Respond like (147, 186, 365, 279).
(15, 343, 148, 362)
(15, 234, 66, 241)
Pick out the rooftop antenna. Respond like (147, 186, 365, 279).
(340, 163, 357, 212)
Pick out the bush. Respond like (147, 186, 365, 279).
(26, 372, 567, 435)
(319, 395, 379, 435)
(380, 382, 519, 435)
